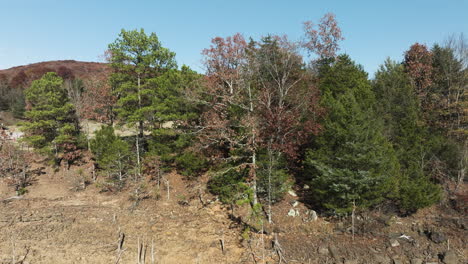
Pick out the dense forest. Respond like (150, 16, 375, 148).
(1, 13, 466, 222)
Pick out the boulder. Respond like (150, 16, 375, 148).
(429, 231, 447, 244)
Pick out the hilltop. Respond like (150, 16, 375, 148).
(0, 60, 111, 88)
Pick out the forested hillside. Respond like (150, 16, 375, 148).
(0, 12, 466, 264)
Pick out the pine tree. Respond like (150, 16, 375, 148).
(21, 72, 80, 162)
(91, 126, 132, 188)
(147, 66, 205, 176)
(108, 28, 178, 179)
(108, 28, 177, 138)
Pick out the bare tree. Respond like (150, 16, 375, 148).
(201, 33, 260, 205)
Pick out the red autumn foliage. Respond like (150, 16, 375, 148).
(258, 86, 323, 160)
(202, 33, 248, 95)
(404, 43, 434, 98)
(28, 66, 54, 80)
(200, 34, 257, 165)
(81, 77, 116, 123)
(201, 33, 324, 162)
(254, 37, 323, 159)
(0, 60, 111, 90)
(10, 70, 28, 88)
(303, 13, 344, 59)
(57, 66, 75, 80)
(59, 142, 82, 166)
(0, 73, 7, 84)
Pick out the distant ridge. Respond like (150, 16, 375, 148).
(0, 60, 111, 88)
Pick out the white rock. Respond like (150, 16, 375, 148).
(390, 239, 400, 247)
(309, 210, 318, 221)
(288, 208, 299, 217)
(288, 190, 298, 197)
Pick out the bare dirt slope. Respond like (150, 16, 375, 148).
(0, 157, 466, 264)
(0, 169, 246, 264)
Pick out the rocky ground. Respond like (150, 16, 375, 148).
(0, 162, 466, 264)
(258, 197, 467, 264)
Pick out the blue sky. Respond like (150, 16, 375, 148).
(1, 0, 467, 77)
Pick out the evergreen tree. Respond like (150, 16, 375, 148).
(11, 92, 26, 119)
(91, 126, 132, 188)
(146, 66, 206, 176)
(21, 72, 80, 162)
(108, 28, 177, 138)
(108, 28, 178, 179)
(304, 55, 399, 214)
(373, 59, 441, 212)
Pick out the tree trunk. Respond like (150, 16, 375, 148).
(137, 74, 144, 138)
(86, 120, 91, 151)
(267, 142, 273, 223)
(136, 133, 141, 180)
(252, 151, 258, 205)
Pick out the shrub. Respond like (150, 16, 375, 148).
(175, 151, 206, 178)
(208, 168, 250, 204)
(91, 126, 132, 189)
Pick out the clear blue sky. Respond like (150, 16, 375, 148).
(1, 0, 467, 77)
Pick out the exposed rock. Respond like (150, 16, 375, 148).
(429, 231, 447, 244)
(392, 258, 403, 264)
(303, 209, 318, 222)
(398, 234, 413, 241)
(410, 258, 423, 264)
(309, 210, 318, 221)
(288, 190, 298, 197)
(442, 250, 458, 264)
(303, 184, 310, 190)
(344, 260, 358, 264)
(287, 208, 299, 217)
(291, 201, 299, 207)
(390, 239, 400, 247)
